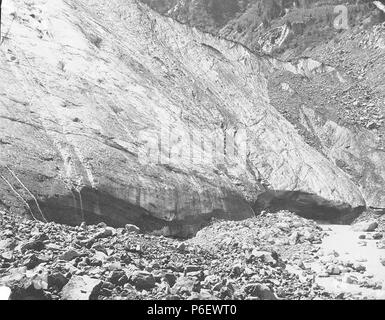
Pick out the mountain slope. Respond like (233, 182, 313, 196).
(139, 0, 385, 211)
(140, 0, 385, 59)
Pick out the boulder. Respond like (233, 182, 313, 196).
(48, 273, 69, 291)
(91, 244, 108, 255)
(125, 224, 141, 234)
(20, 240, 45, 253)
(377, 241, 385, 249)
(129, 271, 156, 291)
(163, 273, 177, 287)
(243, 283, 277, 300)
(352, 221, 378, 232)
(0, 266, 49, 300)
(59, 249, 83, 262)
(373, 233, 383, 240)
(230, 264, 244, 277)
(289, 232, 299, 245)
(24, 254, 44, 270)
(327, 265, 342, 275)
(251, 250, 277, 265)
(342, 275, 359, 285)
(61, 276, 102, 300)
(172, 277, 201, 295)
(1, 251, 13, 261)
(0, 239, 16, 251)
(184, 265, 201, 273)
(198, 289, 219, 300)
(177, 243, 186, 252)
(108, 270, 129, 286)
(94, 228, 115, 240)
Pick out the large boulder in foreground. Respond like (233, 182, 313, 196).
(61, 276, 102, 300)
(0, 0, 366, 236)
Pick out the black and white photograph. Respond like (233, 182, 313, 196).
(0, 0, 385, 308)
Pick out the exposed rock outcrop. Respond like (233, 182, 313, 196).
(0, 0, 369, 236)
(141, 0, 385, 213)
(0, 210, 338, 300)
(266, 26, 385, 211)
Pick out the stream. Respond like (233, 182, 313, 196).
(288, 224, 385, 299)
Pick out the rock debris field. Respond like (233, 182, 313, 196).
(1, 210, 385, 300)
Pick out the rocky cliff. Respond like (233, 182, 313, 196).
(0, 0, 375, 237)
(140, 0, 385, 59)
(140, 0, 385, 211)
